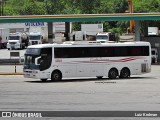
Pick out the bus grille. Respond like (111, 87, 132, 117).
(9, 42, 16, 44)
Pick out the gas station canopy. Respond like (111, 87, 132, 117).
(0, 13, 160, 23)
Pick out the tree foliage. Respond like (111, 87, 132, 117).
(3, 0, 160, 33)
(133, 0, 160, 13)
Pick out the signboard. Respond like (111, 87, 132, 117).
(25, 22, 45, 26)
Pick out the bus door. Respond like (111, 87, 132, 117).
(39, 48, 52, 71)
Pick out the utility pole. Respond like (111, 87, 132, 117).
(128, 0, 134, 33)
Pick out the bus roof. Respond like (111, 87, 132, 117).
(27, 41, 150, 49)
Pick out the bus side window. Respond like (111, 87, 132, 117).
(102, 47, 114, 57)
(130, 47, 142, 56)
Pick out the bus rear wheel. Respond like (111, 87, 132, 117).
(51, 70, 62, 81)
(108, 68, 118, 79)
(120, 68, 130, 78)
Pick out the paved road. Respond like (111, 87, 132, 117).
(0, 65, 160, 119)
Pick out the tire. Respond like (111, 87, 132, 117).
(120, 68, 130, 78)
(41, 79, 47, 82)
(108, 68, 118, 79)
(51, 70, 62, 81)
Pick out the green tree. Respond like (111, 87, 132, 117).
(4, 0, 24, 15)
(3, 0, 160, 33)
(20, 0, 38, 15)
(4, 0, 46, 15)
(65, 0, 101, 14)
(45, 0, 65, 14)
(113, 0, 128, 13)
(97, 0, 114, 13)
(133, 0, 160, 13)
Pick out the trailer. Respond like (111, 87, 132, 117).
(148, 27, 159, 36)
(81, 24, 103, 36)
(0, 28, 9, 49)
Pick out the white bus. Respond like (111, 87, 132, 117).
(23, 41, 151, 81)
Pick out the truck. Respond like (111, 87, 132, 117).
(148, 27, 159, 36)
(151, 48, 158, 63)
(81, 24, 103, 36)
(54, 33, 65, 43)
(7, 32, 29, 50)
(72, 31, 87, 41)
(28, 27, 48, 45)
(0, 28, 9, 49)
(96, 32, 116, 43)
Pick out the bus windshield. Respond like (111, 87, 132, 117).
(25, 48, 41, 55)
(24, 48, 41, 69)
(24, 55, 39, 69)
(24, 48, 52, 70)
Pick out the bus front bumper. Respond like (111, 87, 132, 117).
(24, 73, 38, 79)
(23, 69, 49, 79)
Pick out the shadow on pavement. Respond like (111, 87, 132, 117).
(24, 76, 155, 83)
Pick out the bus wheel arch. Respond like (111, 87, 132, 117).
(51, 70, 62, 81)
(108, 68, 118, 79)
(120, 67, 130, 78)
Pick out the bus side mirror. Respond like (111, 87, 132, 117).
(35, 56, 41, 65)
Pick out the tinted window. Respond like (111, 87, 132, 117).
(39, 48, 52, 71)
(54, 46, 149, 58)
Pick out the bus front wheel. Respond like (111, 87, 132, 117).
(108, 68, 118, 79)
(51, 70, 62, 81)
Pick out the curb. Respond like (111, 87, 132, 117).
(0, 73, 24, 75)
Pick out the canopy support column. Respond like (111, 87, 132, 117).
(135, 20, 141, 41)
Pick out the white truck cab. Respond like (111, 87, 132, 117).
(7, 32, 28, 50)
(96, 32, 115, 43)
(29, 32, 42, 45)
